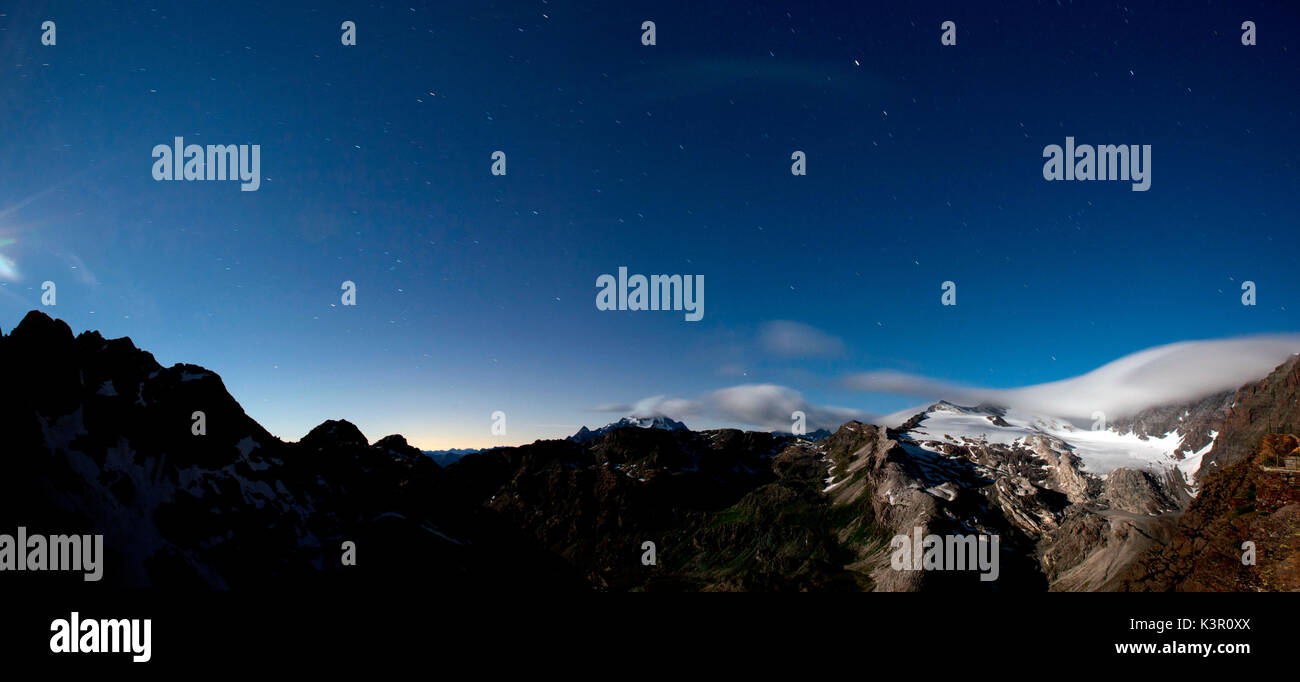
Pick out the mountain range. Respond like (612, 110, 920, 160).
(420, 448, 486, 468)
(567, 415, 690, 443)
(568, 416, 832, 444)
(2, 310, 1296, 591)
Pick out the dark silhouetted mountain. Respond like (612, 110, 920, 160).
(0, 311, 578, 590)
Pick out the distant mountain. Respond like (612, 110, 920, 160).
(771, 428, 832, 442)
(421, 448, 483, 467)
(571, 417, 830, 444)
(568, 415, 688, 443)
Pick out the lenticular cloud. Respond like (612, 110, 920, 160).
(846, 334, 1300, 422)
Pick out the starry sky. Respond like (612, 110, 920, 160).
(1, 1, 1297, 448)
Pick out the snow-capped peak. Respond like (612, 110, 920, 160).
(901, 401, 1195, 478)
(568, 415, 689, 443)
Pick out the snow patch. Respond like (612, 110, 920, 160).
(908, 405, 1195, 477)
(1177, 430, 1217, 489)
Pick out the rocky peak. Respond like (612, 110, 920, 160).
(8, 309, 75, 344)
(301, 419, 370, 450)
(374, 434, 424, 459)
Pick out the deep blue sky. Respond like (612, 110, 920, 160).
(1, 1, 1296, 447)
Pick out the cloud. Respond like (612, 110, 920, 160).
(844, 335, 1300, 423)
(759, 320, 845, 357)
(628, 395, 700, 420)
(603, 384, 871, 432)
(708, 384, 868, 431)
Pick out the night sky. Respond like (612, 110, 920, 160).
(2, 1, 1297, 448)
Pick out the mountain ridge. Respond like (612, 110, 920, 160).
(2, 310, 1295, 592)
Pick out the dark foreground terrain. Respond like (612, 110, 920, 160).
(2, 311, 1297, 591)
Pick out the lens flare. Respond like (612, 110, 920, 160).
(0, 238, 17, 280)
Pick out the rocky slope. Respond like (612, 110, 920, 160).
(1194, 355, 1300, 484)
(1118, 434, 1300, 591)
(1117, 355, 1300, 591)
(824, 403, 1196, 591)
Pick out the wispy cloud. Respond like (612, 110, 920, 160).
(845, 335, 1300, 422)
(759, 320, 845, 358)
(708, 384, 867, 431)
(603, 384, 871, 432)
(627, 395, 701, 420)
